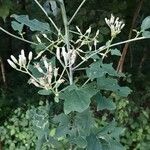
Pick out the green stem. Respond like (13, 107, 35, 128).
(73, 36, 147, 70)
(68, 0, 86, 25)
(0, 27, 38, 45)
(60, 0, 73, 85)
(102, 37, 114, 60)
(34, 0, 60, 33)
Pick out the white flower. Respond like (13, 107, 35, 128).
(105, 14, 125, 37)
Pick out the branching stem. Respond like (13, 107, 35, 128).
(0, 27, 38, 45)
(73, 36, 147, 70)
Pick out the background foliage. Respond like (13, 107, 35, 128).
(0, 0, 150, 149)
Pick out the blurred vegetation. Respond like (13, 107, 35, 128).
(0, 0, 150, 149)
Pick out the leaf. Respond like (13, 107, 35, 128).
(86, 61, 118, 80)
(74, 136, 87, 148)
(97, 76, 132, 97)
(101, 139, 125, 150)
(74, 109, 95, 136)
(93, 92, 116, 111)
(87, 134, 102, 150)
(142, 31, 150, 38)
(0, 0, 12, 21)
(11, 21, 24, 33)
(98, 121, 125, 150)
(110, 48, 121, 56)
(53, 113, 70, 137)
(38, 89, 52, 95)
(60, 84, 98, 114)
(141, 16, 150, 31)
(11, 14, 50, 32)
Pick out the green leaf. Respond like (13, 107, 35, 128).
(93, 92, 116, 110)
(60, 84, 98, 114)
(0, 0, 12, 21)
(101, 139, 125, 150)
(74, 136, 87, 148)
(38, 89, 52, 95)
(74, 109, 95, 136)
(86, 61, 118, 80)
(141, 16, 150, 31)
(53, 113, 70, 137)
(97, 76, 132, 97)
(87, 134, 102, 150)
(11, 14, 50, 32)
(110, 48, 121, 56)
(11, 21, 24, 33)
(142, 31, 150, 38)
(96, 121, 125, 150)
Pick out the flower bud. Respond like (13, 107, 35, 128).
(56, 47, 61, 60)
(54, 68, 58, 78)
(28, 51, 33, 61)
(7, 59, 17, 69)
(43, 56, 49, 69)
(36, 35, 41, 43)
(20, 50, 26, 66)
(42, 34, 47, 38)
(10, 55, 18, 64)
(35, 63, 44, 74)
(62, 47, 68, 66)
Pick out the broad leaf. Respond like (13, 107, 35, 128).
(141, 16, 150, 31)
(11, 15, 50, 32)
(11, 21, 24, 33)
(97, 76, 132, 97)
(98, 121, 125, 150)
(73, 136, 87, 148)
(60, 84, 98, 114)
(53, 113, 70, 137)
(74, 109, 95, 136)
(87, 134, 102, 150)
(86, 61, 118, 80)
(110, 48, 121, 56)
(93, 92, 116, 111)
(0, 0, 12, 21)
(142, 31, 150, 38)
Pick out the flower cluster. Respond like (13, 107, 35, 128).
(7, 49, 32, 69)
(28, 56, 64, 90)
(105, 14, 125, 38)
(7, 50, 64, 91)
(56, 47, 76, 66)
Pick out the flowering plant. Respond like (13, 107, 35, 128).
(3, 0, 150, 149)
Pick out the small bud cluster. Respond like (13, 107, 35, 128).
(75, 26, 100, 52)
(28, 56, 64, 90)
(7, 50, 64, 91)
(56, 47, 76, 66)
(105, 14, 125, 38)
(7, 49, 33, 69)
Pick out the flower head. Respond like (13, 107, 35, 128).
(105, 14, 125, 37)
